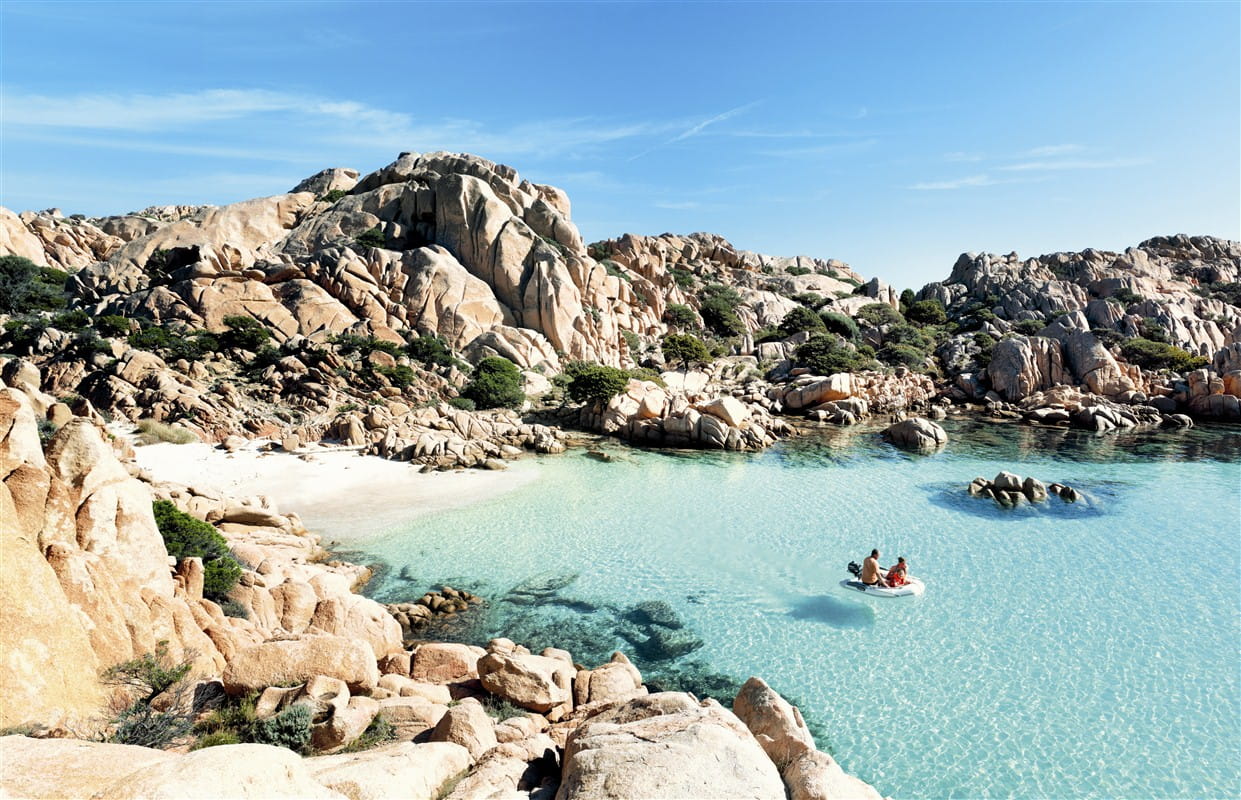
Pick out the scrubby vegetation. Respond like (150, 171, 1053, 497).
(664, 303, 698, 330)
(777, 306, 825, 337)
(152, 500, 242, 601)
(905, 299, 947, 325)
(461, 356, 525, 409)
(193, 691, 312, 754)
(661, 333, 711, 369)
(102, 642, 195, 749)
(566, 364, 630, 405)
(406, 333, 455, 368)
(354, 226, 386, 248)
(856, 303, 904, 328)
(697, 284, 745, 337)
(0, 255, 68, 313)
(819, 311, 859, 342)
(1120, 338, 1208, 372)
(135, 419, 197, 445)
(795, 335, 865, 375)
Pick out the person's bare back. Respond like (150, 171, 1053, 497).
(861, 549, 888, 586)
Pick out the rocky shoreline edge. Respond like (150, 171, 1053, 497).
(0, 370, 884, 800)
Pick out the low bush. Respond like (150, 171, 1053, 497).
(1109, 288, 1145, 307)
(819, 311, 859, 342)
(567, 364, 630, 405)
(354, 226, 386, 248)
(376, 364, 415, 389)
(2, 316, 49, 354)
(103, 642, 195, 750)
(795, 334, 863, 375)
(905, 299, 947, 325)
(786, 265, 812, 276)
(661, 333, 711, 369)
(698, 285, 745, 337)
(136, 419, 198, 445)
(406, 333, 455, 368)
(448, 396, 476, 411)
(669, 267, 695, 289)
(856, 303, 904, 328)
(340, 716, 395, 753)
(461, 357, 525, 409)
(876, 342, 927, 368)
(1120, 338, 1208, 372)
(220, 315, 271, 351)
(1013, 319, 1046, 335)
(621, 329, 641, 356)
(973, 332, 997, 368)
(778, 306, 826, 337)
(251, 704, 312, 753)
(0, 255, 68, 313)
(319, 189, 349, 204)
(51, 309, 91, 332)
(152, 500, 242, 600)
(1137, 317, 1170, 344)
(664, 303, 698, 329)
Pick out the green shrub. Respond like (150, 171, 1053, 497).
(1137, 318, 1170, 344)
(819, 311, 859, 342)
(1195, 281, 1241, 306)
(664, 303, 698, 329)
(461, 357, 524, 409)
(376, 364, 415, 389)
(567, 364, 630, 405)
(406, 334, 454, 368)
(899, 288, 916, 313)
(669, 267, 695, 289)
(973, 332, 997, 368)
(876, 343, 927, 368)
(2, 316, 49, 353)
(905, 299, 947, 325)
(795, 335, 863, 375)
(108, 697, 195, 749)
(786, 265, 812, 276)
(103, 642, 197, 750)
(103, 642, 192, 703)
(778, 306, 826, 337)
(192, 731, 242, 750)
(698, 285, 745, 337)
(661, 333, 711, 369)
(792, 292, 826, 309)
(220, 315, 271, 351)
(152, 500, 242, 600)
(856, 303, 904, 328)
(0, 255, 68, 313)
(1109, 288, 1145, 306)
(1013, 319, 1045, 335)
(251, 704, 312, 753)
(881, 323, 931, 349)
(1091, 328, 1125, 348)
(355, 226, 386, 248)
(626, 366, 665, 385)
(1120, 338, 1207, 372)
(319, 189, 349, 204)
(754, 326, 785, 345)
(97, 315, 133, 337)
(332, 333, 402, 358)
(340, 715, 396, 753)
(51, 309, 91, 332)
(448, 396, 476, 411)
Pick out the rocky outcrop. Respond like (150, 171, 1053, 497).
(967, 472, 1081, 507)
(883, 417, 948, 452)
(557, 693, 786, 800)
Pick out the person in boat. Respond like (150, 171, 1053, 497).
(886, 556, 908, 587)
(861, 549, 889, 587)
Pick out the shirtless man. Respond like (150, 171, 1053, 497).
(861, 549, 889, 587)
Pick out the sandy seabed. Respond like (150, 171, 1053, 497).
(127, 434, 541, 544)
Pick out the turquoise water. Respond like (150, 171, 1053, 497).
(340, 420, 1241, 799)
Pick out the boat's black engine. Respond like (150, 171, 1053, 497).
(847, 561, 862, 577)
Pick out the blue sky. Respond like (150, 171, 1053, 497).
(2, 1, 1237, 289)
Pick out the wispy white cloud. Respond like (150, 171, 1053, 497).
(909, 174, 997, 191)
(1022, 143, 1084, 157)
(999, 157, 1149, 172)
(628, 101, 762, 161)
(760, 138, 878, 159)
(1, 87, 676, 160)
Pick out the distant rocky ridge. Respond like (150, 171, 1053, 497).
(1, 150, 1239, 464)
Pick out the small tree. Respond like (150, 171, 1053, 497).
(856, 303, 904, 328)
(220, 315, 271, 351)
(461, 357, 525, 409)
(567, 364, 630, 405)
(661, 333, 711, 369)
(906, 299, 947, 325)
(819, 311, 859, 342)
(0, 256, 68, 313)
(152, 501, 242, 601)
(103, 641, 196, 749)
(778, 306, 826, 337)
(355, 226, 385, 248)
(795, 334, 862, 376)
(664, 303, 698, 330)
(698, 285, 745, 337)
(406, 333, 454, 368)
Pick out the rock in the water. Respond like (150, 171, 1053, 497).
(625, 600, 683, 629)
(882, 417, 947, 452)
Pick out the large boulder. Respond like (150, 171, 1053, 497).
(477, 645, 574, 714)
(882, 417, 948, 452)
(987, 336, 1067, 402)
(95, 743, 345, 799)
(410, 642, 485, 684)
(0, 736, 173, 799)
(222, 635, 380, 695)
(557, 693, 784, 800)
(783, 750, 885, 800)
(732, 676, 815, 769)
(783, 374, 853, 410)
(306, 741, 470, 800)
(428, 698, 497, 761)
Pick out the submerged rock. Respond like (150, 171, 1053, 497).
(883, 417, 948, 452)
(624, 600, 684, 630)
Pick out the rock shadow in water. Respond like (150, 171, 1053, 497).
(787, 594, 875, 629)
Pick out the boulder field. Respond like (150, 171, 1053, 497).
(0, 368, 884, 799)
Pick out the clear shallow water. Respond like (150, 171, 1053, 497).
(339, 420, 1241, 799)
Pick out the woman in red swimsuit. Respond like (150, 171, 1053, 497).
(886, 557, 908, 587)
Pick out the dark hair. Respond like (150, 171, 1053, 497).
(898, 556, 906, 563)
(871, 549, 879, 557)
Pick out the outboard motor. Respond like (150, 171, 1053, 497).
(847, 561, 862, 577)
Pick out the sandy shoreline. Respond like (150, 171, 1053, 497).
(127, 435, 542, 543)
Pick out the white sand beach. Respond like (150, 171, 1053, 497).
(127, 435, 541, 543)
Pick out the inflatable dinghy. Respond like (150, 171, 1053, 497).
(841, 562, 925, 597)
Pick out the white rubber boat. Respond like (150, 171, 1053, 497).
(838, 575, 925, 597)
